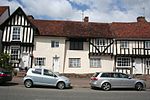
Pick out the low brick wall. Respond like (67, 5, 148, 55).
(60, 73, 94, 78)
(134, 75, 150, 89)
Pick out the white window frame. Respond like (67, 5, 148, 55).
(10, 46, 20, 61)
(69, 58, 81, 68)
(117, 57, 131, 67)
(11, 26, 22, 41)
(34, 57, 46, 66)
(51, 41, 59, 48)
(90, 58, 101, 68)
(145, 41, 150, 49)
(120, 41, 129, 48)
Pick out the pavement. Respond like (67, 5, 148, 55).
(11, 76, 91, 88)
(11, 76, 150, 89)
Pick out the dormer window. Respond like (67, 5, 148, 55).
(12, 27, 21, 41)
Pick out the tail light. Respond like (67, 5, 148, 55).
(91, 77, 98, 81)
(0, 73, 8, 77)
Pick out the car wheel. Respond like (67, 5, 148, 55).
(24, 80, 33, 88)
(57, 82, 65, 89)
(135, 83, 143, 91)
(101, 82, 111, 91)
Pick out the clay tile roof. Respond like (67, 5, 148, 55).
(31, 19, 114, 38)
(0, 6, 9, 16)
(110, 21, 150, 39)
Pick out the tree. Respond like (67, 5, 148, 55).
(0, 53, 12, 71)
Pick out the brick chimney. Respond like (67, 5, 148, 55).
(137, 16, 147, 22)
(84, 16, 89, 22)
(28, 15, 34, 20)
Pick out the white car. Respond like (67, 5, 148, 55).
(23, 68, 71, 89)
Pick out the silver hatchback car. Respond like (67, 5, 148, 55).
(90, 72, 146, 91)
(23, 68, 71, 89)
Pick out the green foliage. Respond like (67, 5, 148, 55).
(0, 53, 12, 71)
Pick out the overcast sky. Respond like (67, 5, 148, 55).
(0, 0, 150, 22)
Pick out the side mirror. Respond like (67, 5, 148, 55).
(128, 76, 132, 79)
(53, 74, 57, 77)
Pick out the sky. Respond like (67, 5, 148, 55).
(0, 0, 150, 22)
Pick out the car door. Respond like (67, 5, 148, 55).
(31, 69, 43, 84)
(42, 69, 58, 86)
(111, 73, 123, 88)
(119, 73, 135, 88)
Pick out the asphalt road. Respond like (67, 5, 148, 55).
(0, 84, 150, 100)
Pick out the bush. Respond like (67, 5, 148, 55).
(0, 53, 12, 71)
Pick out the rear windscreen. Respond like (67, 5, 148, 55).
(93, 73, 100, 77)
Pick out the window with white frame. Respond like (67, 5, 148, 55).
(120, 41, 129, 48)
(12, 27, 21, 41)
(51, 41, 59, 48)
(145, 41, 150, 49)
(117, 57, 131, 67)
(34, 57, 46, 66)
(10, 46, 20, 61)
(90, 58, 101, 68)
(69, 58, 81, 68)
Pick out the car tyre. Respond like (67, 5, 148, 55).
(24, 80, 33, 88)
(101, 82, 111, 91)
(57, 82, 65, 89)
(135, 83, 143, 91)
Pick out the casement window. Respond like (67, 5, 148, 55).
(120, 41, 129, 48)
(51, 41, 59, 48)
(10, 46, 20, 61)
(145, 41, 150, 49)
(69, 58, 81, 68)
(95, 39, 106, 46)
(70, 41, 83, 50)
(34, 57, 46, 66)
(12, 27, 21, 41)
(90, 58, 101, 68)
(146, 59, 150, 68)
(117, 57, 131, 67)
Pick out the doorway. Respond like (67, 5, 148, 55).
(52, 56, 60, 72)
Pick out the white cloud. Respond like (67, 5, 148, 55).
(0, 0, 150, 22)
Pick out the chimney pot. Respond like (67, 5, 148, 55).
(84, 16, 89, 22)
(137, 16, 146, 22)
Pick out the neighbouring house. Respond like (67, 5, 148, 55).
(0, 6, 10, 52)
(0, 7, 37, 69)
(0, 6, 150, 75)
(111, 16, 150, 75)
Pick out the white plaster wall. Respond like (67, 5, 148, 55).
(64, 41, 114, 74)
(33, 36, 66, 73)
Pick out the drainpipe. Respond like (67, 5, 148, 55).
(62, 39, 67, 73)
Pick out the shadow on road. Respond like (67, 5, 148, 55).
(29, 85, 73, 90)
(0, 82, 19, 86)
(91, 87, 145, 91)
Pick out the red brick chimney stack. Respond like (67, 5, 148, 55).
(137, 16, 147, 22)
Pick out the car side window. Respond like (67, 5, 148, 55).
(113, 73, 120, 78)
(101, 73, 113, 77)
(119, 73, 129, 78)
(32, 69, 42, 75)
(44, 69, 54, 76)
